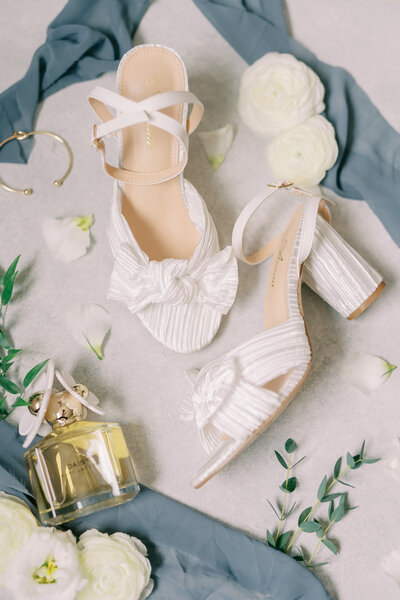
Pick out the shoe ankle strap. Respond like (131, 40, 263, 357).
(232, 182, 323, 266)
(88, 86, 204, 185)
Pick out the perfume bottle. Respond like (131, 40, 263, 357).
(24, 378, 140, 526)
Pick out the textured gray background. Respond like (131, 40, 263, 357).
(1, 1, 400, 598)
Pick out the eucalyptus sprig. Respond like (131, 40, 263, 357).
(266, 438, 380, 568)
(0, 255, 49, 420)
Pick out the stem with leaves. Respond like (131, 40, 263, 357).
(0, 256, 49, 419)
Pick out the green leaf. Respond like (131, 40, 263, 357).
(346, 452, 356, 469)
(337, 478, 355, 488)
(298, 507, 312, 526)
(322, 538, 338, 555)
(277, 531, 293, 551)
(3, 349, 22, 362)
(351, 454, 363, 469)
(331, 495, 346, 522)
(317, 475, 327, 501)
(283, 501, 297, 520)
(309, 561, 329, 568)
(328, 500, 335, 521)
(321, 492, 344, 503)
(1, 273, 17, 306)
(300, 521, 322, 533)
(291, 456, 307, 469)
(275, 450, 288, 469)
(0, 329, 9, 349)
(12, 397, 30, 408)
(266, 530, 276, 548)
(362, 457, 381, 464)
(360, 440, 366, 459)
(23, 359, 49, 388)
(0, 376, 20, 394)
(2, 255, 20, 288)
(1, 361, 13, 373)
(285, 438, 297, 453)
(292, 555, 304, 562)
(267, 499, 280, 519)
(280, 477, 297, 493)
(334, 456, 342, 479)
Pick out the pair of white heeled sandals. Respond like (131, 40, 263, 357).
(89, 45, 385, 488)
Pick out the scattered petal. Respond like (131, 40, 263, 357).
(67, 304, 111, 360)
(42, 215, 94, 263)
(198, 124, 234, 171)
(382, 547, 400, 586)
(384, 438, 400, 482)
(343, 352, 397, 395)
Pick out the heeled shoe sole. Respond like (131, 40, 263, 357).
(347, 280, 385, 320)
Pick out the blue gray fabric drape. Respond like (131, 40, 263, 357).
(0, 421, 330, 599)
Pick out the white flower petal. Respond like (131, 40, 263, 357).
(238, 52, 325, 137)
(0, 492, 38, 584)
(382, 548, 400, 586)
(42, 215, 93, 263)
(67, 304, 111, 360)
(3, 527, 86, 600)
(198, 124, 234, 171)
(343, 353, 397, 395)
(77, 530, 152, 600)
(266, 114, 338, 186)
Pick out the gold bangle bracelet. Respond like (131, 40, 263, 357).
(0, 130, 73, 195)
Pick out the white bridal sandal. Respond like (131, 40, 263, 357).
(89, 45, 238, 353)
(184, 182, 384, 488)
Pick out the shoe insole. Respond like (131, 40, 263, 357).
(118, 46, 201, 261)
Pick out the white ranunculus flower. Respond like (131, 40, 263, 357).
(266, 115, 338, 186)
(238, 52, 325, 137)
(198, 124, 234, 171)
(343, 352, 397, 395)
(67, 303, 111, 360)
(42, 215, 94, 263)
(382, 547, 400, 587)
(3, 527, 86, 600)
(0, 492, 38, 583)
(77, 529, 153, 600)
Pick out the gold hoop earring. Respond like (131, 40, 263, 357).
(0, 130, 73, 195)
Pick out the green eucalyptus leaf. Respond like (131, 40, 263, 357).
(362, 457, 381, 464)
(277, 530, 293, 551)
(1, 273, 17, 306)
(317, 475, 327, 501)
(321, 492, 344, 503)
(300, 521, 321, 533)
(3, 349, 22, 362)
(0, 330, 10, 349)
(292, 555, 304, 562)
(0, 376, 20, 394)
(285, 438, 297, 453)
(337, 478, 355, 489)
(1, 361, 13, 373)
(291, 456, 307, 469)
(298, 507, 312, 526)
(328, 500, 334, 521)
(266, 530, 276, 548)
(283, 501, 297, 520)
(347, 452, 356, 469)
(280, 477, 297, 493)
(360, 440, 366, 459)
(322, 538, 338, 555)
(0, 396, 6, 408)
(352, 454, 363, 469)
(334, 456, 342, 479)
(267, 499, 280, 519)
(23, 359, 49, 388)
(12, 397, 30, 408)
(309, 561, 329, 568)
(2, 256, 20, 289)
(275, 450, 288, 469)
(331, 504, 345, 523)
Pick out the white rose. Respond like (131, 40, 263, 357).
(77, 529, 153, 600)
(3, 527, 86, 600)
(238, 52, 325, 137)
(0, 492, 38, 583)
(266, 115, 339, 186)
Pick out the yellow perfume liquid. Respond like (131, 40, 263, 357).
(25, 421, 140, 525)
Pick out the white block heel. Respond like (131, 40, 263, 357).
(304, 214, 385, 320)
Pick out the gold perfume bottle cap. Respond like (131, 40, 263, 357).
(29, 385, 88, 428)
